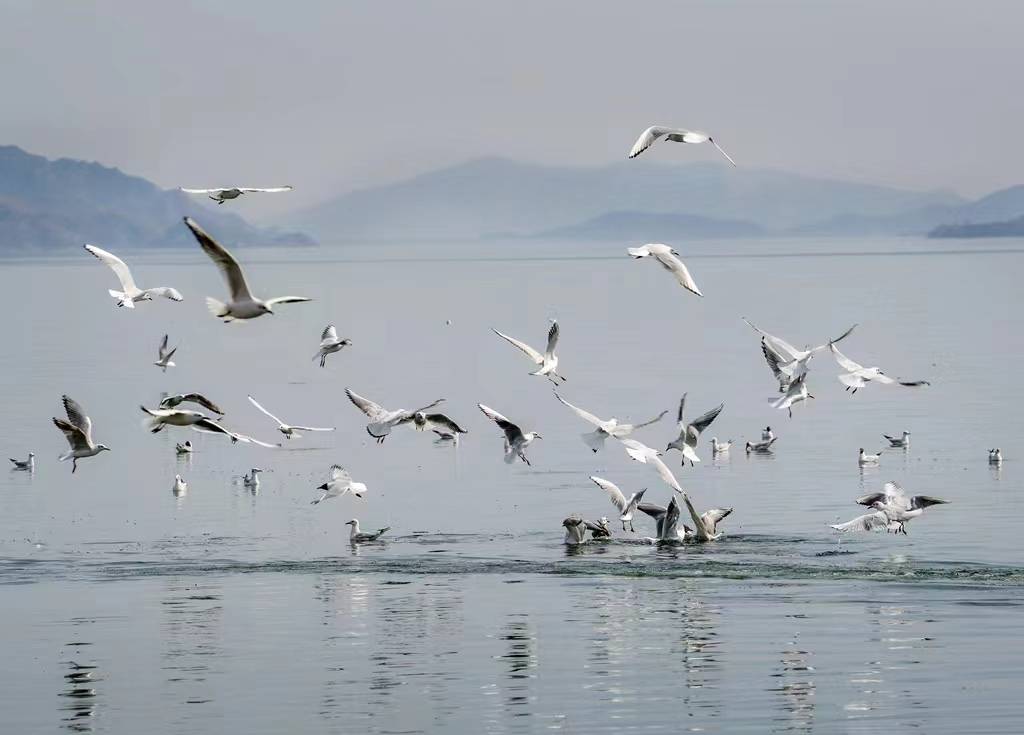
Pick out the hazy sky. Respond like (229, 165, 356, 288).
(1, 0, 1021, 217)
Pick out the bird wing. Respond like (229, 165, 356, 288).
(626, 245, 651, 258)
(637, 502, 667, 519)
(191, 417, 236, 438)
(179, 188, 227, 194)
(265, 296, 312, 307)
(238, 186, 293, 193)
(590, 476, 627, 513)
(709, 138, 737, 167)
(627, 126, 677, 158)
(630, 409, 669, 431)
(62, 395, 93, 444)
(53, 417, 89, 450)
(346, 388, 389, 422)
(158, 334, 169, 358)
(831, 510, 891, 532)
(675, 393, 688, 425)
(183, 217, 254, 301)
(545, 320, 560, 357)
(681, 494, 710, 541)
(477, 404, 524, 444)
(142, 287, 184, 302)
(650, 454, 683, 493)
(330, 465, 352, 483)
(688, 402, 724, 436)
(229, 431, 278, 448)
(411, 398, 446, 415)
(910, 495, 948, 510)
(424, 414, 467, 434)
(291, 425, 335, 432)
(887, 376, 930, 388)
(247, 395, 285, 427)
(829, 342, 864, 373)
(619, 438, 653, 463)
(702, 507, 733, 531)
(742, 319, 802, 362)
(84, 244, 137, 293)
(760, 338, 790, 385)
(492, 329, 543, 364)
(181, 393, 224, 415)
(321, 324, 338, 344)
(657, 252, 702, 296)
(553, 393, 604, 427)
(809, 323, 857, 353)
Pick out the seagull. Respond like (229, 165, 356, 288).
(313, 325, 352, 367)
(627, 125, 737, 165)
(175, 440, 193, 455)
(411, 411, 468, 445)
(311, 465, 367, 505)
(884, 431, 911, 448)
(140, 406, 276, 447)
(9, 452, 34, 471)
(762, 426, 775, 442)
(745, 437, 777, 454)
(83, 244, 183, 309)
(989, 448, 1003, 464)
(183, 217, 311, 321)
(666, 394, 724, 466)
(744, 319, 857, 391)
(179, 186, 293, 204)
(345, 388, 445, 444)
(492, 320, 565, 384)
(829, 342, 930, 394)
(172, 475, 187, 496)
(241, 468, 263, 492)
(562, 516, 611, 545)
(345, 519, 390, 543)
(554, 392, 666, 453)
(832, 481, 948, 534)
(618, 438, 683, 494)
(771, 373, 814, 418)
(637, 498, 682, 541)
(589, 476, 647, 532)
(247, 395, 335, 441)
(478, 404, 541, 465)
(680, 493, 734, 542)
(626, 244, 702, 296)
(858, 448, 882, 466)
(154, 334, 177, 372)
(710, 438, 732, 454)
(53, 396, 110, 472)
(159, 393, 224, 415)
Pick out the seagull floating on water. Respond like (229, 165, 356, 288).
(346, 519, 390, 543)
(637, 497, 686, 541)
(884, 431, 911, 448)
(53, 396, 110, 472)
(247, 395, 334, 441)
(183, 217, 311, 322)
(154, 334, 177, 372)
(832, 481, 948, 534)
(989, 448, 1003, 464)
(744, 319, 857, 392)
(562, 516, 611, 545)
(492, 320, 565, 384)
(589, 476, 647, 532)
(311, 465, 367, 504)
(627, 244, 702, 296)
(681, 493, 734, 542)
(745, 437, 777, 454)
(173, 474, 187, 497)
(762, 426, 774, 442)
(313, 325, 352, 367)
(9, 452, 34, 472)
(346, 388, 445, 444)
(478, 404, 541, 466)
(159, 393, 224, 415)
(83, 244, 183, 308)
(554, 392, 666, 453)
(627, 125, 736, 165)
(710, 438, 732, 454)
(179, 186, 293, 204)
(830, 342, 930, 394)
(666, 393, 723, 466)
(618, 438, 683, 494)
(241, 468, 264, 492)
(858, 448, 882, 466)
(175, 440, 193, 455)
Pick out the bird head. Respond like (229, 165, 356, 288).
(98, 444, 112, 452)
(345, 519, 357, 526)
(904, 431, 911, 437)
(28, 452, 35, 458)
(859, 447, 865, 453)
(671, 249, 681, 256)
(341, 339, 353, 346)
(531, 433, 543, 440)
(261, 303, 274, 315)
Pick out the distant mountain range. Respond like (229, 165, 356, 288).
(0, 145, 314, 253)
(516, 210, 765, 241)
(929, 215, 1024, 238)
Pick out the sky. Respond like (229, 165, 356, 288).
(1, 0, 1021, 218)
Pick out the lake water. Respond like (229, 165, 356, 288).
(2, 236, 1023, 733)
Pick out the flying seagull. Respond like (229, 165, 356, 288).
(346, 519, 390, 543)
(154, 334, 177, 372)
(492, 320, 565, 384)
(478, 404, 541, 466)
(53, 395, 111, 472)
(744, 319, 857, 391)
(140, 406, 276, 447)
(832, 481, 948, 534)
(829, 342, 930, 394)
(589, 476, 647, 532)
(311, 465, 367, 505)
(313, 325, 352, 367)
(160, 393, 224, 415)
(9, 452, 34, 472)
(627, 125, 736, 165)
(411, 411, 468, 445)
(179, 186, 293, 204)
(345, 388, 445, 444)
(183, 217, 312, 321)
(884, 431, 911, 448)
(247, 395, 334, 441)
(771, 373, 814, 418)
(626, 244, 702, 296)
(618, 438, 683, 494)
(554, 392, 666, 453)
(666, 394, 724, 466)
(83, 244, 183, 308)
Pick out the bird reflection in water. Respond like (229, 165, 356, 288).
(770, 635, 816, 733)
(160, 580, 223, 709)
(499, 615, 538, 716)
(60, 658, 99, 732)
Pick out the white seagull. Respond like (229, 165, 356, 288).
(53, 396, 111, 472)
(9, 452, 35, 471)
(247, 395, 334, 441)
(241, 468, 264, 492)
(311, 465, 367, 505)
(681, 493, 734, 542)
(478, 404, 542, 466)
(141, 406, 276, 447)
(346, 519, 390, 543)
(183, 217, 311, 321)
(771, 373, 814, 418)
(745, 437, 777, 454)
(762, 426, 775, 442)
(492, 320, 565, 384)
(83, 244, 183, 309)
(829, 342, 931, 394)
(159, 393, 224, 415)
(744, 318, 857, 391)
(637, 497, 686, 541)
(172, 475, 188, 497)
(858, 448, 882, 466)
(618, 438, 684, 494)
(562, 516, 612, 545)
(884, 431, 911, 448)
(313, 325, 352, 367)
(589, 476, 647, 532)
(411, 411, 468, 445)
(832, 481, 948, 535)
(554, 392, 666, 453)
(154, 334, 177, 372)
(179, 185, 293, 204)
(627, 125, 737, 165)
(710, 438, 732, 454)
(666, 394, 724, 466)
(345, 388, 445, 444)
(626, 244, 702, 296)
(175, 440, 193, 455)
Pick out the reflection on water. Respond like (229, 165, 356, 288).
(498, 615, 537, 718)
(60, 658, 99, 732)
(771, 636, 816, 733)
(161, 579, 223, 713)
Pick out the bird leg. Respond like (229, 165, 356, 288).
(520, 452, 531, 466)
(72, 459, 77, 473)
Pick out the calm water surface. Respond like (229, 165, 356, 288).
(2, 237, 1023, 733)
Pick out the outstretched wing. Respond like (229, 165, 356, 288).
(627, 126, 678, 158)
(53, 417, 89, 450)
(477, 404, 524, 444)
(62, 395, 93, 443)
(179, 188, 227, 194)
(492, 329, 543, 364)
(742, 318, 802, 362)
(321, 324, 338, 344)
(811, 323, 857, 353)
(330, 464, 352, 483)
(831, 511, 890, 532)
(657, 251, 702, 296)
(829, 342, 863, 373)
(554, 393, 604, 427)
(545, 320, 560, 357)
(248, 395, 285, 426)
(183, 217, 253, 302)
(590, 476, 627, 513)
(158, 334, 169, 357)
(181, 393, 224, 415)
(142, 287, 184, 302)
(84, 244, 137, 293)
(650, 454, 683, 494)
(265, 296, 312, 307)
(424, 413, 467, 434)
(346, 388, 389, 422)
(689, 402, 724, 436)
(238, 186, 293, 193)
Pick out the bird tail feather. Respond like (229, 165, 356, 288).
(205, 297, 229, 319)
(108, 290, 134, 308)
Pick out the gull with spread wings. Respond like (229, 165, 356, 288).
(160, 393, 224, 415)
(53, 396, 111, 472)
(589, 476, 647, 532)
(179, 185, 293, 204)
(478, 404, 541, 466)
(627, 125, 737, 165)
(141, 406, 276, 447)
(313, 325, 352, 367)
(743, 318, 857, 392)
(832, 481, 948, 534)
(626, 244, 702, 296)
(248, 395, 335, 441)
(83, 244, 183, 308)
(154, 334, 177, 372)
(492, 320, 565, 384)
(829, 342, 930, 394)
(311, 465, 367, 504)
(665, 394, 724, 466)
(346, 388, 445, 444)
(554, 392, 666, 453)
